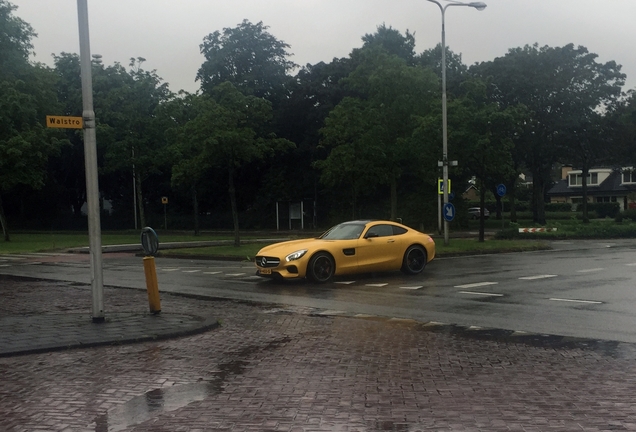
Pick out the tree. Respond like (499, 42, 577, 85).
(97, 58, 172, 228)
(446, 80, 524, 241)
(317, 49, 438, 220)
(359, 23, 416, 65)
(174, 83, 293, 246)
(472, 44, 625, 224)
(197, 20, 296, 100)
(0, 1, 63, 240)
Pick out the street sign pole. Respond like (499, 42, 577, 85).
(77, 0, 104, 323)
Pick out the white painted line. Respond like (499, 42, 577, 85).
(0, 264, 10, 267)
(318, 310, 347, 315)
(366, 283, 388, 287)
(388, 318, 417, 323)
(336, 281, 355, 285)
(226, 273, 246, 277)
(468, 326, 482, 330)
(423, 321, 446, 326)
(161, 268, 180, 272)
(399, 286, 423, 290)
(549, 298, 603, 304)
(22, 262, 42, 265)
(459, 291, 504, 297)
(203, 271, 222, 275)
(354, 314, 377, 318)
(626, 263, 636, 267)
(455, 282, 498, 289)
(511, 331, 529, 336)
(577, 268, 604, 273)
(182, 270, 201, 273)
(519, 274, 558, 280)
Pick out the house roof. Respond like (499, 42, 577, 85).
(547, 170, 636, 197)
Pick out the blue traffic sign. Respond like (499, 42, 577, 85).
(443, 202, 456, 222)
(496, 184, 507, 197)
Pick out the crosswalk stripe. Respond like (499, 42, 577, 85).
(519, 275, 558, 280)
(455, 282, 497, 289)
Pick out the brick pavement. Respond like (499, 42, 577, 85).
(2, 276, 636, 431)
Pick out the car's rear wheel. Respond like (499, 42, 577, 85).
(401, 245, 427, 275)
(307, 252, 334, 283)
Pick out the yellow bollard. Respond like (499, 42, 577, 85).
(143, 256, 161, 314)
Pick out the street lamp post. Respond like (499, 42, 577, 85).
(426, 0, 486, 245)
(77, 0, 104, 322)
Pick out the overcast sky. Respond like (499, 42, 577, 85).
(10, 0, 636, 94)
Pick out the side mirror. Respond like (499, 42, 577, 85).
(365, 232, 379, 239)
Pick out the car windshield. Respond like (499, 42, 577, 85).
(319, 223, 366, 240)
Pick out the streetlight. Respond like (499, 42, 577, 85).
(426, 0, 486, 245)
(78, 0, 104, 322)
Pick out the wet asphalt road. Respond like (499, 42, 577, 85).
(2, 239, 636, 343)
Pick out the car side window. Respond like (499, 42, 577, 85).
(366, 224, 394, 238)
(392, 226, 407, 235)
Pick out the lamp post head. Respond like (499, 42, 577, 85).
(468, 2, 487, 10)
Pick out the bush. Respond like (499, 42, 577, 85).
(545, 203, 573, 212)
(583, 202, 620, 218)
(616, 209, 636, 223)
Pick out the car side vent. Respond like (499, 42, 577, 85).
(342, 248, 355, 256)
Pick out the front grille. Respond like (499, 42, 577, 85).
(255, 255, 280, 268)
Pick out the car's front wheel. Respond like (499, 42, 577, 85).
(401, 245, 427, 275)
(307, 252, 334, 283)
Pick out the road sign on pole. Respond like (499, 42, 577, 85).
(443, 202, 455, 222)
(497, 184, 507, 197)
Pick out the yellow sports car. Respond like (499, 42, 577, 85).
(254, 220, 435, 283)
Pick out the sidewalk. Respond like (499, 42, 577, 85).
(0, 275, 218, 357)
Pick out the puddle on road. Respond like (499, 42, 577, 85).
(93, 337, 290, 431)
(94, 382, 218, 432)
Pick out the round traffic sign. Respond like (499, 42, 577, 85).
(141, 227, 159, 256)
(497, 184, 507, 197)
(443, 202, 456, 222)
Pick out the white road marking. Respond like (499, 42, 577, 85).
(459, 291, 503, 297)
(577, 268, 604, 273)
(366, 283, 388, 287)
(626, 263, 636, 267)
(226, 273, 246, 277)
(161, 268, 180, 272)
(336, 281, 355, 285)
(203, 271, 222, 275)
(519, 274, 558, 280)
(0, 264, 10, 267)
(182, 270, 201, 273)
(318, 310, 347, 315)
(454, 282, 498, 289)
(423, 321, 446, 326)
(549, 298, 603, 304)
(399, 286, 423, 290)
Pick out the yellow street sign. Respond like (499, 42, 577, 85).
(438, 178, 451, 195)
(46, 115, 83, 129)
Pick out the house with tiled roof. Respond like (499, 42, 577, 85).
(547, 166, 636, 211)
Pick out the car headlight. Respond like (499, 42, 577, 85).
(285, 249, 308, 262)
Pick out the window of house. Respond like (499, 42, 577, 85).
(569, 173, 598, 186)
(623, 170, 636, 184)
